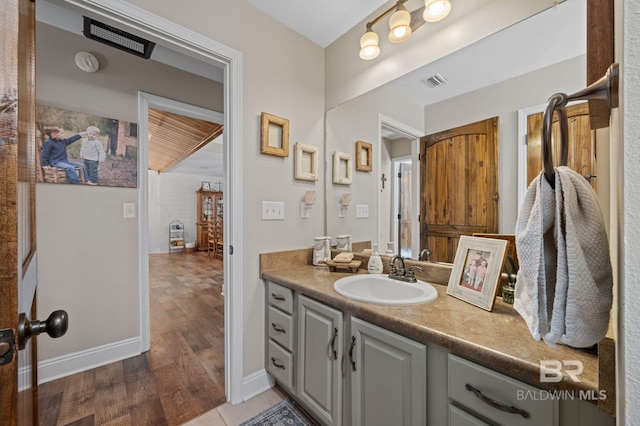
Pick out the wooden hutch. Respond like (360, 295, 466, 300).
(196, 190, 223, 251)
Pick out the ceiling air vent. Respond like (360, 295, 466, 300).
(83, 17, 155, 59)
(421, 73, 448, 88)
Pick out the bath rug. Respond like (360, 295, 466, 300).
(240, 398, 316, 426)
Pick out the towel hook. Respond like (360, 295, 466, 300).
(541, 63, 619, 188)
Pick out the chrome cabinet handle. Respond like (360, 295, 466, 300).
(271, 293, 286, 302)
(271, 323, 286, 333)
(465, 384, 530, 419)
(329, 327, 338, 360)
(349, 336, 357, 371)
(270, 357, 286, 369)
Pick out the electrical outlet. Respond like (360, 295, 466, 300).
(262, 201, 285, 220)
(300, 202, 310, 219)
(356, 204, 369, 218)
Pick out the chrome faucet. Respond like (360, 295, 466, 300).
(418, 248, 433, 261)
(388, 255, 424, 283)
(388, 255, 406, 277)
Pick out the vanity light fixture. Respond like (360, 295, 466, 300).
(423, 0, 452, 22)
(359, 0, 452, 60)
(388, 3, 412, 43)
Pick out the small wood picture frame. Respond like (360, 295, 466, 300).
(294, 142, 319, 181)
(446, 236, 508, 311)
(260, 112, 290, 157)
(201, 181, 211, 191)
(333, 151, 353, 185)
(355, 140, 373, 172)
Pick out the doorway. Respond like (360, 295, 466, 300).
(379, 116, 422, 258)
(393, 157, 413, 258)
(36, 0, 245, 405)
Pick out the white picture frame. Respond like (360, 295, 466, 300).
(446, 236, 509, 311)
(333, 151, 353, 185)
(294, 142, 319, 181)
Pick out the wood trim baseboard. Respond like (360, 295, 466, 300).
(37, 337, 142, 385)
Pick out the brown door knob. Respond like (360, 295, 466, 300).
(18, 310, 69, 350)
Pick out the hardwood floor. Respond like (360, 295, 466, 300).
(38, 251, 226, 426)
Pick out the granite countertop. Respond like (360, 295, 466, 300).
(261, 264, 602, 396)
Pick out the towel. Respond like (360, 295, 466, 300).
(514, 166, 613, 348)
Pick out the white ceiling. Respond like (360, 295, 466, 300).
(245, 0, 389, 48)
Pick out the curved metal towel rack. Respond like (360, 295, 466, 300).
(541, 62, 619, 187)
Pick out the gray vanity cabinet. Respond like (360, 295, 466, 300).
(349, 317, 427, 426)
(447, 354, 615, 426)
(297, 295, 343, 426)
(266, 282, 296, 393)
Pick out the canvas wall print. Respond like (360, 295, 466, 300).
(36, 105, 138, 188)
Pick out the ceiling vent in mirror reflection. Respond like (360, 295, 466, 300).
(421, 73, 448, 88)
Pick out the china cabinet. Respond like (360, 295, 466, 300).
(196, 190, 223, 250)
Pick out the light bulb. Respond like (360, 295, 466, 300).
(359, 30, 380, 60)
(423, 0, 451, 22)
(388, 8, 412, 43)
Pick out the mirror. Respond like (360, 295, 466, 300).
(325, 0, 590, 259)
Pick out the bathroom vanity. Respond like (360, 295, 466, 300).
(261, 249, 615, 426)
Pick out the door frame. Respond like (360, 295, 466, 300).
(392, 156, 412, 258)
(377, 114, 421, 257)
(138, 93, 224, 341)
(67, 0, 244, 404)
(517, 103, 545, 212)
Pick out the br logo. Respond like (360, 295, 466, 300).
(539, 360, 583, 383)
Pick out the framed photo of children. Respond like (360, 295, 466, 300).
(446, 235, 509, 311)
(36, 104, 138, 188)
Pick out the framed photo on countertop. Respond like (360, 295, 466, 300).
(446, 235, 508, 311)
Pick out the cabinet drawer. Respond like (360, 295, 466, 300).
(448, 354, 558, 426)
(449, 404, 491, 426)
(268, 306, 294, 350)
(268, 282, 294, 314)
(268, 340, 294, 390)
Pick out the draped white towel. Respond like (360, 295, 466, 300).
(514, 166, 613, 348)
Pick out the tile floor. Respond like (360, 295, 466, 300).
(181, 386, 287, 425)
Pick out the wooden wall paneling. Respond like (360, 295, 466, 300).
(587, 0, 615, 129)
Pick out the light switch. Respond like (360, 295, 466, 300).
(123, 203, 136, 218)
(262, 201, 285, 220)
(356, 204, 369, 218)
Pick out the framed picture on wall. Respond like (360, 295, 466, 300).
(36, 104, 138, 188)
(294, 142, 319, 181)
(355, 140, 372, 172)
(201, 181, 211, 191)
(260, 112, 290, 157)
(333, 151, 353, 185)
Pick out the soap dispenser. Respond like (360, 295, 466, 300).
(367, 244, 384, 274)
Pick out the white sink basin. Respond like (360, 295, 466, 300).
(333, 274, 438, 306)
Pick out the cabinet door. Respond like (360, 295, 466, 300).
(297, 295, 343, 426)
(449, 404, 492, 426)
(350, 317, 426, 426)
